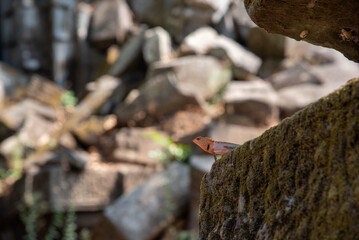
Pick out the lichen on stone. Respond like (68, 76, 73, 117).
(199, 78, 359, 239)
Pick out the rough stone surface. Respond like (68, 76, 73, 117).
(116, 56, 231, 125)
(200, 78, 359, 239)
(223, 81, 279, 127)
(244, 0, 359, 62)
(93, 162, 190, 240)
(143, 27, 172, 64)
(267, 62, 322, 90)
(89, 0, 133, 48)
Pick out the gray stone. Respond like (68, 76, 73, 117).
(180, 28, 262, 79)
(109, 29, 146, 77)
(128, 0, 230, 41)
(93, 162, 190, 240)
(98, 127, 168, 165)
(224, 81, 280, 126)
(59, 148, 89, 170)
(26, 74, 65, 107)
(0, 62, 29, 103)
(73, 115, 117, 146)
(143, 27, 172, 64)
(277, 83, 329, 118)
(116, 56, 231, 124)
(89, 0, 134, 48)
(188, 155, 214, 235)
(179, 26, 219, 55)
(267, 62, 322, 90)
(209, 35, 262, 79)
(0, 99, 57, 130)
(247, 27, 310, 59)
(209, 123, 268, 144)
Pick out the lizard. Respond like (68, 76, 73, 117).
(192, 136, 240, 161)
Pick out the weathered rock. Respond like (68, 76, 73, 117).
(179, 26, 218, 55)
(59, 147, 89, 170)
(277, 83, 328, 118)
(109, 29, 146, 77)
(188, 155, 214, 235)
(0, 99, 57, 130)
(116, 56, 231, 125)
(89, 0, 134, 48)
(247, 27, 310, 59)
(73, 115, 117, 146)
(128, 0, 231, 41)
(209, 35, 262, 79)
(0, 62, 29, 104)
(160, 110, 212, 143)
(209, 123, 268, 144)
(18, 113, 56, 149)
(0, 165, 122, 220)
(179, 27, 262, 79)
(244, 0, 359, 62)
(26, 74, 64, 107)
(200, 78, 359, 239)
(223, 81, 279, 127)
(267, 61, 322, 90)
(92, 162, 189, 240)
(143, 27, 172, 64)
(98, 127, 168, 165)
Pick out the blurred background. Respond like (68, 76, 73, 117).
(1, 0, 359, 239)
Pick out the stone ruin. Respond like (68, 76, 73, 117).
(0, 0, 358, 239)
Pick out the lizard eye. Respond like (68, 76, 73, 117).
(206, 144, 210, 151)
(196, 137, 200, 140)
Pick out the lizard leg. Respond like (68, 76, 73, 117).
(213, 153, 217, 161)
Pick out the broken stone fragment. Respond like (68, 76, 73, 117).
(73, 115, 117, 146)
(89, 0, 134, 49)
(116, 56, 231, 125)
(223, 81, 279, 127)
(267, 61, 322, 90)
(0, 99, 57, 131)
(179, 27, 262, 79)
(92, 162, 189, 240)
(98, 127, 168, 166)
(188, 155, 214, 235)
(26, 74, 65, 108)
(208, 35, 262, 79)
(143, 27, 172, 64)
(109, 29, 146, 77)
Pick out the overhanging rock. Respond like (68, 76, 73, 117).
(200, 78, 359, 239)
(243, 0, 359, 63)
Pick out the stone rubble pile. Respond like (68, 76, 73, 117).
(0, 0, 359, 239)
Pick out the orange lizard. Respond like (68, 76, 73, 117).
(193, 136, 240, 161)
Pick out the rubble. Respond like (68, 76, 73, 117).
(1, 0, 359, 239)
(92, 162, 189, 240)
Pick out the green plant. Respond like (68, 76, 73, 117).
(0, 144, 23, 192)
(19, 192, 78, 240)
(61, 91, 77, 108)
(176, 230, 197, 240)
(145, 131, 191, 164)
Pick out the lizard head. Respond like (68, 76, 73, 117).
(193, 136, 214, 153)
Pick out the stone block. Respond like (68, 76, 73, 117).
(188, 155, 214, 235)
(89, 0, 134, 48)
(143, 27, 172, 64)
(200, 78, 359, 239)
(98, 127, 167, 165)
(267, 61, 322, 90)
(223, 81, 279, 127)
(116, 56, 231, 125)
(92, 162, 190, 240)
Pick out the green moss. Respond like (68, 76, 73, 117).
(200, 78, 359, 239)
